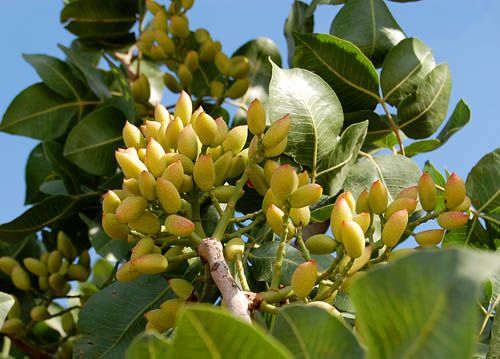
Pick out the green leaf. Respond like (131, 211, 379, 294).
(25, 143, 52, 204)
(0, 195, 80, 240)
(92, 259, 115, 288)
(0, 235, 41, 259)
(343, 110, 389, 143)
(169, 305, 291, 358)
(381, 37, 436, 106)
(307, 0, 346, 17)
(397, 63, 452, 139)
(39, 180, 68, 196)
(343, 154, 421, 199)
(351, 248, 500, 359)
(249, 241, 332, 285)
(268, 63, 344, 172)
(59, 44, 110, 99)
(43, 141, 80, 194)
(488, 301, 500, 359)
(284, 1, 314, 68)
(293, 33, 380, 112)
(125, 332, 170, 359)
(233, 37, 282, 126)
(271, 305, 363, 359)
(403, 139, 441, 157)
(330, 0, 406, 67)
(74, 275, 174, 359)
(466, 148, 500, 213)
(443, 220, 493, 249)
(64, 105, 125, 176)
(0, 83, 79, 140)
(80, 214, 132, 261)
(60, 0, 138, 49)
(23, 54, 86, 99)
(316, 121, 368, 195)
(311, 204, 333, 223)
(0, 292, 15, 328)
(106, 58, 136, 120)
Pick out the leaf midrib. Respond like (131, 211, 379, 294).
(64, 136, 122, 157)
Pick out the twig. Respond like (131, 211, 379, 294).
(271, 213, 291, 289)
(380, 100, 405, 156)
(197, 238, 251, 322)
(6, 336, 54, 359)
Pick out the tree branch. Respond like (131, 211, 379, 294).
(197, 238, 252, 322)
(7, 336, 54, 359)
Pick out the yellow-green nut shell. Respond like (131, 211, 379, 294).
(291, 260, 317, 298)
(11, 266, 31, 290)
(145, 138, 168, 178)
(227, 78, 250, 99)
(123, 121, 145, 149)
(290, 207, 311, 227)
(212, 185, 241, 203)
(222, 125, 248, 154)
(138, 171, 157, 201)
(57, 231, 77, 261)
(437, 211, 469, 230)
(193, 154, 215, 192)
(131, 254, 168, 275)
(185, 50, 200, 73)
(263, 137, 288, 158)
(177, 64, 193, 87)
(396, 185, 418, 200)
(452, 196, 471, 212)
(305, 234, 336, 255)
(385, 197, 417, 219)
(444, 172, 466, 210)
(336, 192, 356, 214)
(290, 184, 323, 209)
(210, 81, 225, 98)
(23, 258, 48, 277)
(382, 209, 408, 248)
(174, 91, 193, 126)
(102, 190, 122, 214)
(165, 215, 195, 237)
(247, 164, 269, 196)
(247, 99, 266, 135)
(270, 164, 298, 201)
(214, 151, 233, 186)
(128, 211, 161, 235)
(47, 250, 63, 273)
(262, 114, 291, 149)
(330, 198, 353, 242)
(356, 190, 371, 214)
(170, 15, 190, 38)
(212, 117, 229, 147)
(116, 261, 141, 282)
(165, 117, 184, 150)
(0, 257, 19, 275)
(115, 196, 148, 224)
(131, 237, 155, 260)
(263, 160, 280, 185)
(1, 318, 24, 335)
(115, 148, 148, 179)
(353, 212, 371, 234)
(224, 237, 245, 262)
(156, 178, 182, 214)
(168, 278, 195, 300)
(340, 220, 365, 259)
(266, 204, 286, 236)
(67, 264, 89, 282)
(195, 112, 218, 146)
(415, 229, 445, 247)
(369, 179, 388, 215)
(162, 160, 185, 190)
(30, 305, 49, 321)
(199, 40, 217, 62)
(418, 172, 437, 212)
(214, 52, 231, 75)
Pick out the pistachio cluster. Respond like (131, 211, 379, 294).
(132, 0, 250, 108)
(288, 171, 470, 299)
(103, 93, 289, 284)
(0, 231, 88, 357)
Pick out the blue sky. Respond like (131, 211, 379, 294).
(0, 0, 499, 223)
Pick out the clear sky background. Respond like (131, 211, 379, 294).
(0, 0, 499, 224)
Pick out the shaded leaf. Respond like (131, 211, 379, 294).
(271, 305, 363, 359)
(233, 37, 282, 126)
(59, 44, 110, 99)
(80, 214, 131, 261)
(436, 99, 471, 143)
(284, 1, 314, 68)
(343, 110, 389, 143)
(25, 143, 52, 204)
(0, 195, 80, 240)
(106, 58, 136, 120)
(268, 63, 343, 171)
(330, 0, 406, 67)
(61, 0, 138, 49)
(74, 275, 173, 359)
(397, 63, 452, 139)
(125, 332, 170, 359)
(293, 33, 380, 112)
(307, 0, 346, 17)
(23, 54, 86, 100)
(381, 37, 436, 106)
(64, 105, 125, 176)
(343, 154, 421, 199)
(351, 248, 500, 359)
(316, 121, 368, 195)
(466, 148, 500, 213)
(0, 83, 79, 140)
(43, 141, 80, 194)
(443, 220, 493, 249)
(39, 180, 68, 196)
(169, 305, 291, 359)
(311, 204, 333, 223)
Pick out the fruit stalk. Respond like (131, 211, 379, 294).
(270, 212, 291, 289)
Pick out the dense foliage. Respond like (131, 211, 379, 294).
(0, 0, 499, 358)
